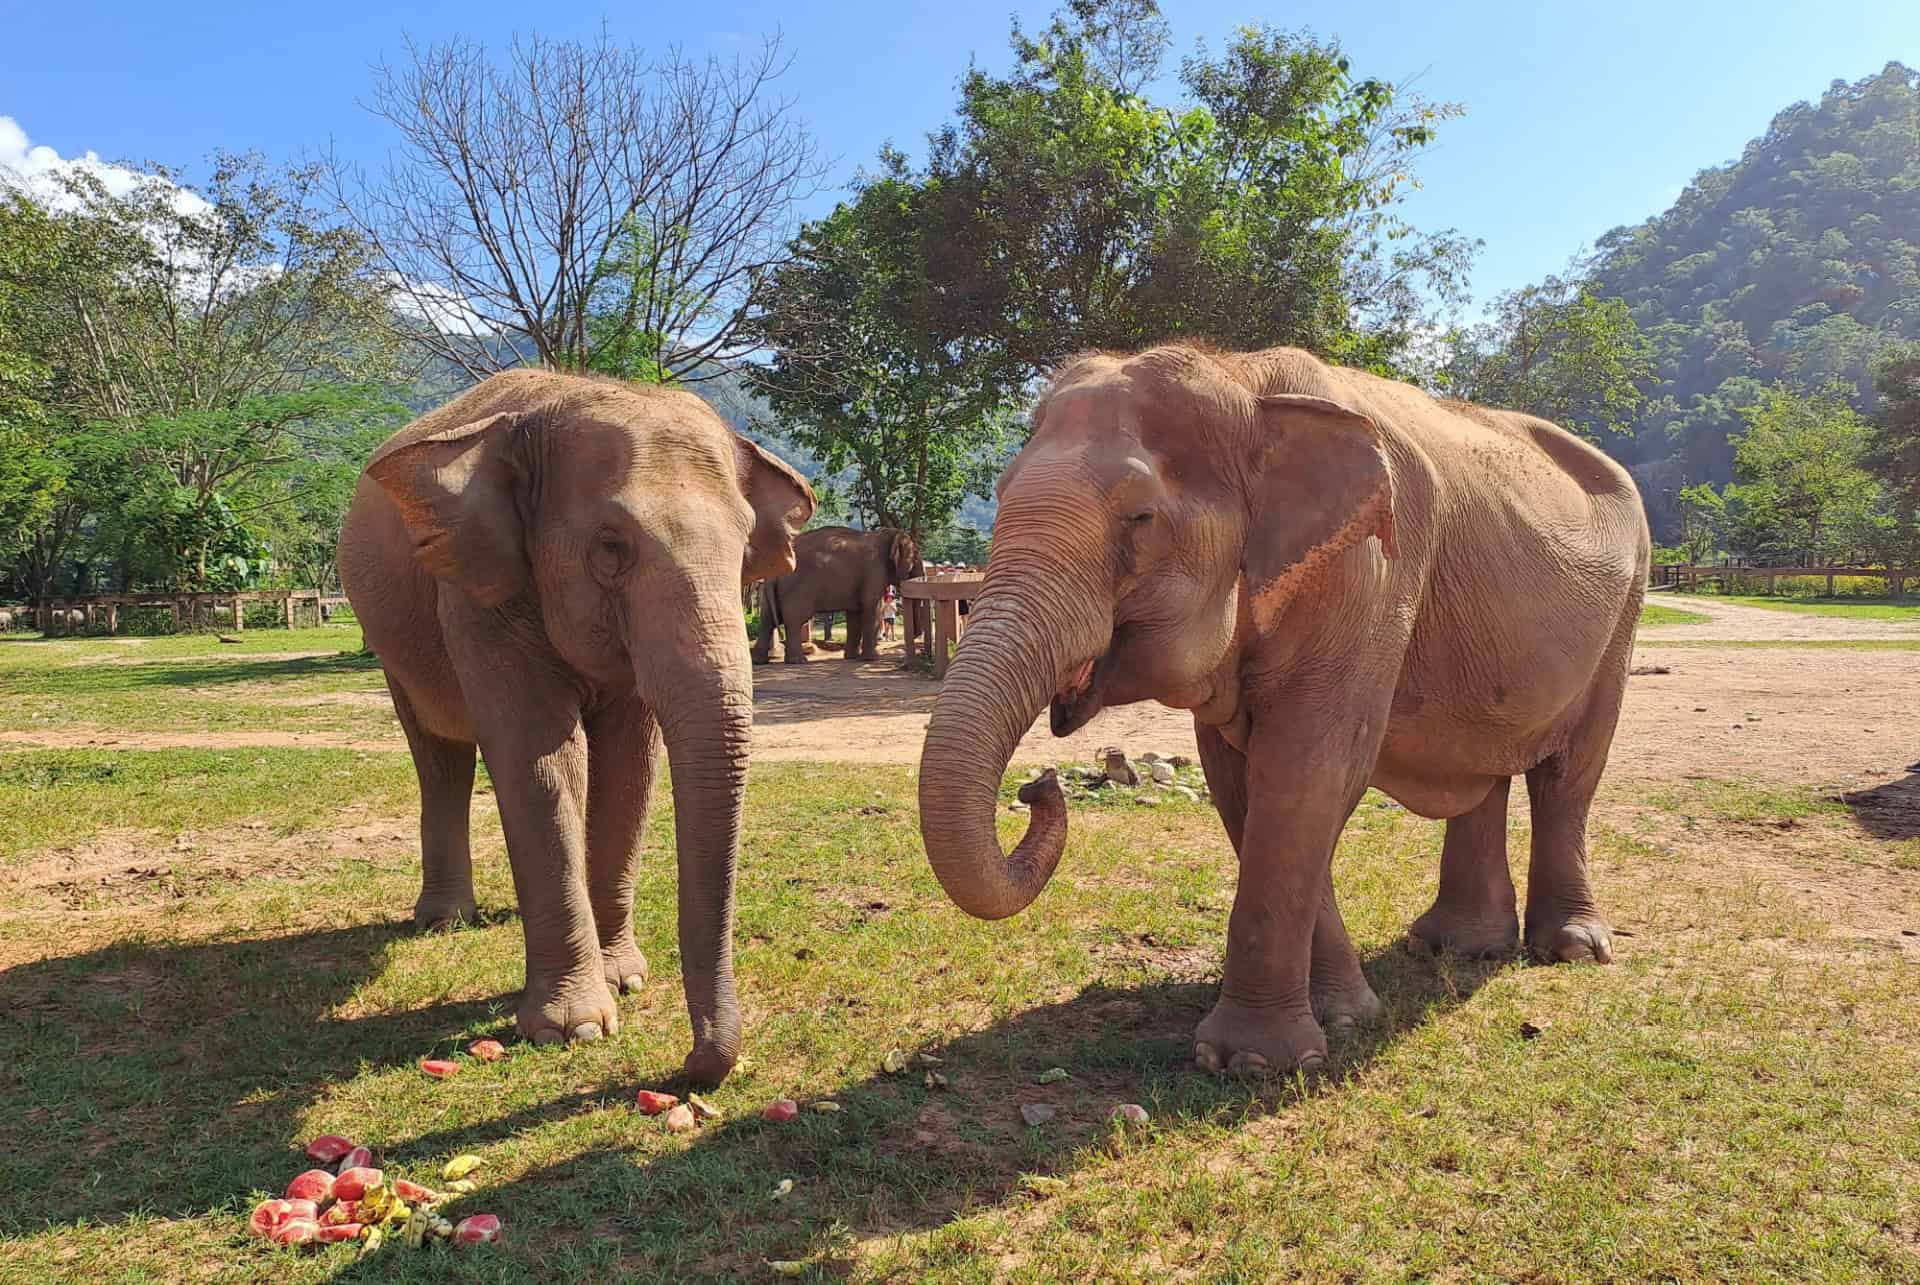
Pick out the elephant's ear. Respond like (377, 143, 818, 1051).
(1241, 393, 1396, 633)
(737, 437, 815, 582)
(364, 411, 536, 608)
(889, 531, 918, 583)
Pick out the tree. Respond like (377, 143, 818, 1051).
(1722, 384, 1883, 564)
(1674, 482, 1726, 563)
(1865, 343, 1920, 560)
(336, 29, 824, 382)
(0, 157, 404, 595)
(1445, 263, 1655, 440)
(748, 190, 1022, 541)
(871, 4, 1473, 382)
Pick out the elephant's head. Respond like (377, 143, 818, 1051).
(918, 346, 1394, 920)
(887, 530, 924, 586)
(367, 378, 813, 1081)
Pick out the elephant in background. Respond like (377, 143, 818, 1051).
(339, 369, 814, 1082)
(918, 343, 1648, 1076)
(752, 525, 926, 663)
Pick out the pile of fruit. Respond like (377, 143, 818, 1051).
(247, 1134, 503, 1257)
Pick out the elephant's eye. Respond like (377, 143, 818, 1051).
(1126, 510, 1155, 525)
(589, 528, 633, 582)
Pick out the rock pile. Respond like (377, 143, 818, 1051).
(1016, 747, 1208, 809)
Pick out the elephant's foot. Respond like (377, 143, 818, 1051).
(782, 654, 807, 665)
(1194, 996, 1327, 1076)
(518, 968, 620, 1045)
(601, 939, 650, 995)
(751, 652, 771, 666)
(1310, 977, 1381, 1029)
(1525, 908, 1614, 964)
(1407, 903, 1519, 959)
(413, 889, 478, 932)
(682, 1038, 737, 1088)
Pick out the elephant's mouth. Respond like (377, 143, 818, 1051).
(1049, 652, 1109, 737)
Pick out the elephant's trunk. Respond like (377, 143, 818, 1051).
(640, 585, 756, 1085)
(918, 543, 1108, 920)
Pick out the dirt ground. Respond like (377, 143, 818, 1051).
(8, 595, 1918, 790)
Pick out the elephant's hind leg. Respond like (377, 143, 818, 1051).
(585, 693, 661, 996)
(1522, 712, 1618, 965)
(1408, 776, 1519, 959)
(389, 679, 478, 930)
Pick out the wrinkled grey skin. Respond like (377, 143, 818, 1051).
(918, 344, 1648, 1077)
(752, 526, 925, 663)
(339, 369, 813, 1084)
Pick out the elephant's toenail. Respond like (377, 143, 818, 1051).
(1194, 1042, 1223, 1073)
(569, 1022, 603, 1043)
(1228, 1051, 1271, 1075)
(532, 1028, 563, 1046)
(621, 974, 646, 994)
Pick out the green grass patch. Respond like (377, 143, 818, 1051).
(0, 623, 396, 738)
(1638, 638, 1920, 651)
(1712, 594, 1920, 622)
(0, 755, 1914, 1280)
(1638, 602, 1709, 626)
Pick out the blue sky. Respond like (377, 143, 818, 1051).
(2, 0, 1915, 311)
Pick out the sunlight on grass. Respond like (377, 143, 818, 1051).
(1638, 602, 1709, 626)
(0, 751, 1915, 1281)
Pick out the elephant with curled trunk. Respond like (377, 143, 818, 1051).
(751, 525, 925, 663)
(918, 344, 1648, 1076)
(340, 369, 813, 1083)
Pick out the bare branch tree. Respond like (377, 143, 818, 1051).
(331, 27, 825, 382)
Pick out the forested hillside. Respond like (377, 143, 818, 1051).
(1589, 63, 1920, 527)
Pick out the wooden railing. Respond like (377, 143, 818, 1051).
(28, 590, 332, 635)
(900, 571, 984, 678)
(1651, 565, 1914, 597)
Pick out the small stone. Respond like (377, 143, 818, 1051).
(1169, 755, 1193, 769)
(1137, 751, 1161, 764)
(1111, 1103, 1150, 1125)
(1102, 749, 1139, 787)
(1519, 1020, 1547, 1041)
(1149, 761, 1175, 785)
(1174, 786, 1200, 803)
(1025, 767, 1043, 780)
(1036, 1067, 1069, 1085)
(771, 1178, 794, 1201)
(1020, 1103, 1057, 1127)
(1133, 793, 1160, 806)
(924, 1070, 949, 1089)
(664, 1104, 697, 1132)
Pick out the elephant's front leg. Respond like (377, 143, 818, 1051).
(1195, 724, 1371, 1075)
(585, 694, 660, 996)
(1196, 721, 1379, 1031)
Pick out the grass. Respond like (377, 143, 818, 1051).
(0, 623, 396, 740)
(1638, 602, 1709, 626)
(0, 628, 1917, 1280)
(1716, 595, 1920, 622)
(1637, 638, 1920, 651)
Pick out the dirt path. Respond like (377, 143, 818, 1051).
(6, 604, 1914, 788)
(1645, 591, 1920, 641)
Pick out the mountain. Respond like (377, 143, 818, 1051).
(1584, 62, 1920, 533)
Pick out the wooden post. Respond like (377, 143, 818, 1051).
(284, 595, 295, 629)
(902, 600, 917, 658)
(933, 600, 959, 679)
(170, 600, 181, 632)
(233, 597, 246, 631)
(1892, 574, 1906, 600)
(106, 602, 119, 634)
(1826, 570, 1836, 596)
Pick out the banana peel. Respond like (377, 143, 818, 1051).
(441, 1154, 485, 1181)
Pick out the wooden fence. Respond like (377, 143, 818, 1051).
(28, 590, 333, 635)
(1651, 565, 1915, 597)
(901, 571, 984, 678)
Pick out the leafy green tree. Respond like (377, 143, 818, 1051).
(1445, 265, 1655, 440)
(1865, 343, 1920, 561)
(1723, 384, 1883, 564)
(892, 4, 1473, 378)
(1674, 482, 1727, 563)
(748, 192, 1023, 542)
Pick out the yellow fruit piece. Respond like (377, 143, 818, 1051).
(358, 1226, 384, 1259)
(881, 1049, 907, 1073)
(445, 1178, 478, 1195)
(768, 1261, 806, 1278)
(441, 1154, 484, 1181)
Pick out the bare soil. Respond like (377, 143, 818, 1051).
(8, 597, 1917, 791)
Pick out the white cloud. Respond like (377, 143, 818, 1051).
(0, 115, 208, 215)
(383, 273, 495, 338)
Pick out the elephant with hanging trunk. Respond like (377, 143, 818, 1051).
(340, 369, 813, 1084)
(752, 525, 926, 663)
(918, 343, 1648, 1076)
